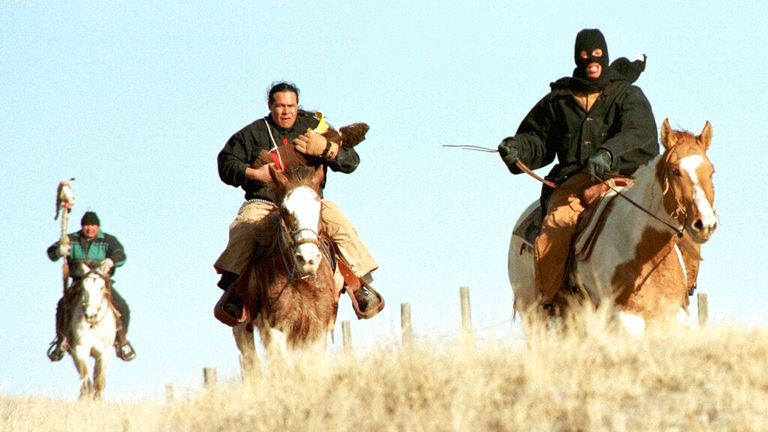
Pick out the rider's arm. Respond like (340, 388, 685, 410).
(105, 234, 126, 268)
(245, 164, 272, 183)
(328, 145, 360, 174)
(506, 94, 557, 173)
(217, 133, 252, 187)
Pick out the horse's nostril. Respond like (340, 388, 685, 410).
(694, 220, 704, 230)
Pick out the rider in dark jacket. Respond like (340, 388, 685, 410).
(498, 29, 659, 308)
(217, 111, 359, 202)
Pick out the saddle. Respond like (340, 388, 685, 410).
(573, 178, 632, 261)
(512, 177, 632, 259)
(214, 235, 384, 327)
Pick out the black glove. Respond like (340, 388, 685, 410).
(498, 138, 520, 168)
(588, 149, 613, 178)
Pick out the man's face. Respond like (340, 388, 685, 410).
(269, 91, 298, 129)
(82, 224, 99, 239)
(579, 48, 604, 80)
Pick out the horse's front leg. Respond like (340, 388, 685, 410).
(71, 347, 92, 400)
(264, 327, 291, 366)
(233, 323, 260, 377)
(92, 350, 110, 400)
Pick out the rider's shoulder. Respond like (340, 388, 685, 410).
(297, 110, 323, 129)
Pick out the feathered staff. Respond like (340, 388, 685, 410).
(55, 178, 75, 291)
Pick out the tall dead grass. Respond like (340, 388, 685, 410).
(4, 310, 768, 431)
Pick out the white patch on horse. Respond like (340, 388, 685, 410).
(283, 185, 322, 273)
(679, 154, 718, 231)
(673, 244, 688, 286)
(615, 311, 645, 336)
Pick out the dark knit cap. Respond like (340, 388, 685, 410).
(81, 211, 101, 226)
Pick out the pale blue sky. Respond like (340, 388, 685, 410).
(3, 1, 767, 400)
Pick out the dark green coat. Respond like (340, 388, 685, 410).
(47, 229, 126, 275)
(504, 80, 658, 184)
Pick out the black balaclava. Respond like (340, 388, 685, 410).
(572, 29, 609, 83)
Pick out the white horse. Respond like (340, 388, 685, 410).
(66, 262, 117, 400)
(508, 119, 718, 333)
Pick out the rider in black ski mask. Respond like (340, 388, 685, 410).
(571, 28, 610, 90)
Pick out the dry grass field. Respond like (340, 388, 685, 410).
(3, 310, 768, 431)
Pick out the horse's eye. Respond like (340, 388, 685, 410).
(672, 168, 682, 177)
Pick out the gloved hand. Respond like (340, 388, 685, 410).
(588, 149, 613, 178)
(498, 138, 520, 167)
(57, 243, 70, 258)
(294, 129, 339, 160)
(96, 258, 114, 277)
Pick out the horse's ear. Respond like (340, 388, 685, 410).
(269, 163, 288, 187)
(310, 166, 325, 191)
(698, 121, 713, 150)
(660, 118, 672, 150)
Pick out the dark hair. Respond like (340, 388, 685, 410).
(267, 81, 300, 105)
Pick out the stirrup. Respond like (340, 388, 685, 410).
(214, 288, 247, 327)
(47, 338, 65, 362)
(116, 341, 137, 361)
(348, 280, 385, 320)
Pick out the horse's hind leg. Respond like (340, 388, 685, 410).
(233, 323, 259, 378)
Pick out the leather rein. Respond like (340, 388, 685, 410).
(442, 144, 684, 237)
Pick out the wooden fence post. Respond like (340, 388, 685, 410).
(460, 286, 472, 334)
(203, 367, 217, 388)
(401, 303, 412, 349)
(697, 292, 708, 326)
(342, 320, 352, 353)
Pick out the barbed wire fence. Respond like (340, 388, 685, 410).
(174, 287, 709, 401)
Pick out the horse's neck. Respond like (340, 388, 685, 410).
(604, 156, 677, 245)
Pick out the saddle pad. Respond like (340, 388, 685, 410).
(573, 181, 627, 261)
(512, 205, 544, 248)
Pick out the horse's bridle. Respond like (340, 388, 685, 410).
(276, 209, 324, 281)
(75, 272, 112, 325)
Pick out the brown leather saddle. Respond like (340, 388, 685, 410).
(512, 177, 632, 260)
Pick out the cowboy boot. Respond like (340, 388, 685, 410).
(214, 271, 247, 327)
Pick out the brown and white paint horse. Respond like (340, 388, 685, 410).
(65, 262, 117, 400)
(234, 165, 342, 371)
(508, 119, 718, 333)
